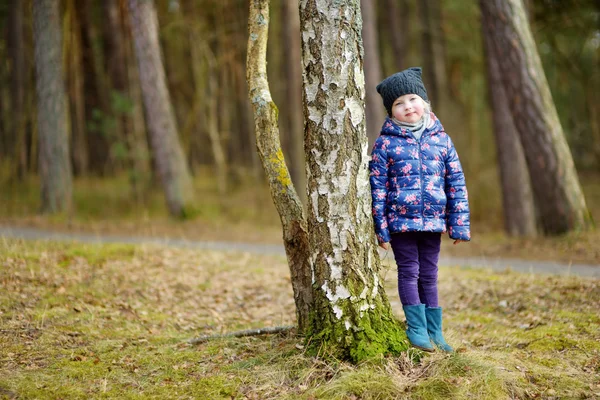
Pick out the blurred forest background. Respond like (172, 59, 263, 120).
(0, 0, 599, 246)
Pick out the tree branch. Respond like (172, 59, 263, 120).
(188, 325, 296, 345)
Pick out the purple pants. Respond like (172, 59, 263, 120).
(390, 231, 441, 307)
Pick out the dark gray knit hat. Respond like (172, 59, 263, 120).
(376, 67, 429, 116)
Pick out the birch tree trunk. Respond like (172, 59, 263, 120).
(481, 9, 537, 237)
(479, 0, 592, 234)
(33, 0, 73, 213)
(128, 0, 195, 217)
(360, 0, 384, 146)
(300, 0, 406, 362)
(247, 0, 312, 333)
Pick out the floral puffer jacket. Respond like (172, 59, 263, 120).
(369, 113, 471, 243)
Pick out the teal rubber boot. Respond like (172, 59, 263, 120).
(403, 304, 435, 352)
(425, 306, 453, 352)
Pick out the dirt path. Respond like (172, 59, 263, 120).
(1, 225, 598, 278)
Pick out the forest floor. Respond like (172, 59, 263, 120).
(1, 239, 599, 399)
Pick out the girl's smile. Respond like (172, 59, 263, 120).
(392, 94, 426, 123)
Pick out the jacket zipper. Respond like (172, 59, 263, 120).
(416, 132, 425, 221)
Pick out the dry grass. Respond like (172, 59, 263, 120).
(1, 238, 598, 399)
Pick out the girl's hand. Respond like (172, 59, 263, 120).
(453, 239, 467, 245)
(379, 242, 390, 250)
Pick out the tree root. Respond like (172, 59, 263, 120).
(188, 325, 296, 345)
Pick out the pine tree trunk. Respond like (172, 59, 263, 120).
(247, 0, 312, 333)
(360, 0, 385, 146)
(281, 0, 306, 204)
(479, 0, 592, 234)
(481, 10, 537, 237)
(300, 0, 407, 362)
(419, 0, 449, 115)
(128, 0, 195, 217)
(76, 0, 111, 175)
(383, 0, 408, 71)
(8, 0, 28, 178)
(121, 0, 151, 194)
(33, 0, 73, 213)
(65, 0, 89, 176)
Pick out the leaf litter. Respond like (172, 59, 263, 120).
(0, 239, 599, 399)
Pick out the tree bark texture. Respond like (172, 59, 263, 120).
(129, 0, 195, 217)
(247, 0, 312, 333)
(480, 0, 592, 234)
(32, 0, 73, 213)
(281, 0, 306, 204)
(480, 10, 537, 237)
(8, 0, 28, 177)
(360, 0, 385, 146)
(300, 0, 407, 362)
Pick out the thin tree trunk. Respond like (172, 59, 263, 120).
(33, 0, 73, 213)
(247, 0, 312, 333)
(128, 0, 195, 217)
(65, 0, 89, 176)
(419, 0, 449, 115)
(121, 0, 150, 195)
(76, 0, 111, 174)
(281, 0, 306, 204)
(190, 34, 227, 196)
(8, 0, 28, 178)
(361, 0, 385, 146)
(105, 0, 150, 197)
(481, 10, 537, 237)
(383, 0, 408, 70)
(479, 0, 592, 234)
(300, 0, 406, 362)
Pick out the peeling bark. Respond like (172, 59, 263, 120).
(300, 0, 407, 362)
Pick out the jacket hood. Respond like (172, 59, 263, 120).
(379, 112, 441, 137)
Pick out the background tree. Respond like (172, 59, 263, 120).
(32, 0, 72, 213)
(382, 0, 408, 71)
(300, 0, 406, 362)
(7, 0, 27, 178)
(128, 0, 195, 217)
(480, 1, 537, 237)
(361, 0, 384, 145)
(479, 0, 592, 235)
(418, 0, 450, 117)
(281, 0, 306, 203)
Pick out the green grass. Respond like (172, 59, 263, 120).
(1, 239, 599, 399)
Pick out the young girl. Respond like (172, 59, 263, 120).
(369, 67, 471, 352)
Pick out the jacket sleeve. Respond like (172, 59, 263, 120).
(444, 136, 471, 241)
(369, 137, 391, 244)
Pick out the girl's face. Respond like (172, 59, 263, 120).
(391, 94, 425, 123)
